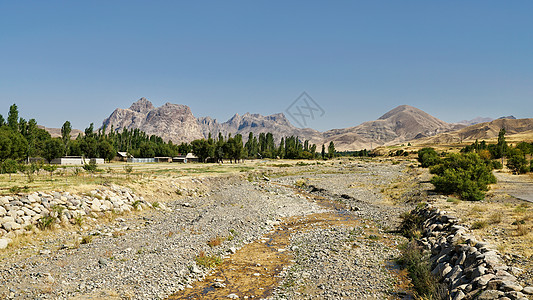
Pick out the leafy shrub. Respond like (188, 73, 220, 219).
(491, 160, 503, 170)
(507, 148, 529, 174)
(0, 159, 18, 174)
(123, 165, 133, 174)
(418, 148, 441, 168)
(83, 161, 98, 172)
(429, 153, 496, 201)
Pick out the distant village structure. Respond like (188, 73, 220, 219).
(50, 157, 104, 165)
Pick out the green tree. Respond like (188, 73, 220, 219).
(0, 128, 27, 161)
(0, 133, 11, 160)
(61, 121, 72, 155)
(98, 140, 116, 162)
(328, 141, 336, 158)
(507, 148, 529, 174)
(139, 142, 155, 158)
(81, 137, 98, 158)
(7, 104, 19, 132)
(191, 139, 212, 162)
(43, 138, 65, 163)
(321, 144, 325, 159)
(495, 127, 508, 159)
(0, 114, 5, 127)
(278, 138, 285, 159)
(0, 159, 18, 180)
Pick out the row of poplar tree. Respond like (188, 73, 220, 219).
(0, 104, 336, 169)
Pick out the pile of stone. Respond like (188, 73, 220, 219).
(415, 204, 533, 300)
(0, 185, 151, 249)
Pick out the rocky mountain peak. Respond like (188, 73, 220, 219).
(378, 105, 423, 120)
(103, 98, 204, 144)
(129, 97, 155, 113)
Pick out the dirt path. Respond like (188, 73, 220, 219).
(494, 171, 533, 202)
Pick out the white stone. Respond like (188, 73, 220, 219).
(28, 193, 41, 203)
(22, 207, 36, 216)
(3, 221, 22, 231)
(0, 216, 14, 224)
(91, 200, 101, 212)
(0, 197, 9, 205)
(0, 238, 12, 249)
(0, 206, 6, 216)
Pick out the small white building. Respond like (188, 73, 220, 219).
(173, 153, 198, 163)
(51, 156, 105, 165)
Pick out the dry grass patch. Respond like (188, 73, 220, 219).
(488, 212, 503, 224)
(471, 220, 488, 230)
(515, 223, 529, 237)
(207, 236, 222, 247)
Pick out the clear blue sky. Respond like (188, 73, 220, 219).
(1, 1, 532, 131)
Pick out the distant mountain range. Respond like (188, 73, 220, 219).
(412, 117, 533, 145)
(47, 97, 527, 151)
(455, 115, 516, 126)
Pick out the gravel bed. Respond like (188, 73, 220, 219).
(1, 160, 417, 299)
(0, 177, 324, 299)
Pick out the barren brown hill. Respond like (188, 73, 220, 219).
(40, 126, 84, 139)
(323, 105, 462, 151)
(411, 118, 533, 145)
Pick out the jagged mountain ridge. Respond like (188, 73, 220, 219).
(102, 98, 204, 144)
(101, 98, 466, 150)
(199, 112, 324, 145)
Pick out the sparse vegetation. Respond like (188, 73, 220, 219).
(294, 178, 308, 188)
(207, 237, 222, 247)
(37, 215, 56, 230)
(488, 212, 503, 224)
(397, 240, 444, 299)
(446, 197, 461, 205)
(81, 235, 93, 244)
(194, 251, 223, 268)
(471, 220, 488, 230)
(398, 208, 425, 239)
(515, 223, 528, 236)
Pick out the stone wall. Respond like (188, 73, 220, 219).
(415, 204, 533, 300)
(0, 185, 152, 249)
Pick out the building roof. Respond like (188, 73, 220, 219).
(185, 153, 198, 159)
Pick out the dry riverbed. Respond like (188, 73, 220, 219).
(0, 160, 418, 299)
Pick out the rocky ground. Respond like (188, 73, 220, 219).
(0, 160, 420, 299)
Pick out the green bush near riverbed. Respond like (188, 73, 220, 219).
(418, 148, 497, 201)
(429, 153, 496, 201)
